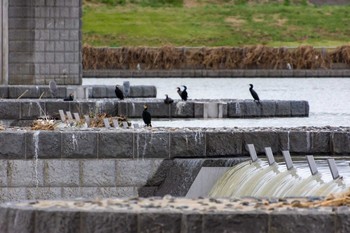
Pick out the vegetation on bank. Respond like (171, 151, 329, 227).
(83, 0, 350, 47)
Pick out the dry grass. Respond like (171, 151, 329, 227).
(83, 45, 350, 70)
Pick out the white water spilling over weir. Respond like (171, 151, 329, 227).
(206, 145, 349, 198)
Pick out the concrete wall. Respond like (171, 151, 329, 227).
(0, 128, 348, 160)
(84, 69, 350, 78)
(0, 85, 156, 99)
(8, 0, 82, 85)
(0, 99, 309, 122)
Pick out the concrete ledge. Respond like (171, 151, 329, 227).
(1, 197, 349, 233)
(0, 127, 348, 160)
(83, 69, 350, 78)
(0, 85, 157, 99)
(0, 99, 309, 120)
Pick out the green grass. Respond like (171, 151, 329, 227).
(83, 1, 350, 47)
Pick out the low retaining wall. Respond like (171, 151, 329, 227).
(1, 197, 349, 233)
(0, 99, 309, 122)
(83, 69, 350, 78)
(0, 85, 157, 99)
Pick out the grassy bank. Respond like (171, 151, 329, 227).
(83, 1, 350, 47)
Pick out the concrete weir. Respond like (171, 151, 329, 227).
(0, 99, 309, 123)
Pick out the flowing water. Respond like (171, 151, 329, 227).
(209, 158, 350, 198)
(83, 78, 350, 127)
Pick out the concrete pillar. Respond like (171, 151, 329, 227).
(5, 0, 82, 85)
(0, 0, 8, 85)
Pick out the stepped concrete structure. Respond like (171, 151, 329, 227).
(0, 0, 82, 85)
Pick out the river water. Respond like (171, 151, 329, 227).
(83, 77, 350, 128)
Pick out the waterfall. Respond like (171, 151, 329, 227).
(209, 160, 348, 198)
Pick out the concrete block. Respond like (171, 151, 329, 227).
(62, 187, 81, 199)
(99, 187, 138, 198)
(106, 86, 116, 98)
(194, 102, 204, 118)
(92, 86, 107, 98)
(26, 131, 61, 159)
(275, 101, 291, 116)
(0, 86, 8, 98)
(5, 188, 27, 202)
(310, 131, 331, 154)
(81, 212, 137, 233)
(26, 187, 62, 200)
(336, 207, 350, 233)
(44, 160, 80, 187)
(332, 132, 350, 154)
(21, 101, 46, 119)
(7, 208, 36, 233)
(98, 132, 133, 158)
(260, 100, 276, 117)
(0, 161, 7, 187)
(134, 132, 170, 158)
(127, 102, 170, 118)
(0, 102, 21, 119)
(170, 132, 205, 157)
(96, 100, 117, 116)
(270, 211, 335, 233)
(81, 160, 116, 186)
(46, 101, 70, 118)
(291, 100, 309, 117)
(172, 101, 194, 117)
(206, 132, 243, 156)
(8, 160, 44, 187)
(61, 132, 97, 158)
(0, 204, 8, 232)
(0, 132, 26, 159)
(9, 86, 41, 98)
(278, 131, 290, 151)
(227, 101, 242, 117)
(138, 212, 182, 233)
(182, 213, 203, 233)
(241, 100, 262, 117)
(115, 159, 162, 186)
(243, 131, 280, 154)
(202, 212, 268, 233)
(289, 131, 311, 154)
(142, 86, 157, 97)
(35, 208, 81, 233)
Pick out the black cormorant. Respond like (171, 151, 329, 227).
(115, 86, 124, 100)
(63, 93, 74, 101)
(164, 94, 174, 104)
(249, 84, 260, 103)
(142, 104, 152, 127)
(181, 85, 188, 101)
(176, 87, 182, 98)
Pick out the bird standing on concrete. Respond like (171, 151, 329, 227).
(115, 85, 124, 100)
(249, 84, 260, 104)
(164, 94, 174, 104)
(177, 86, 188, 101)
(142, 104, 152, 127)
